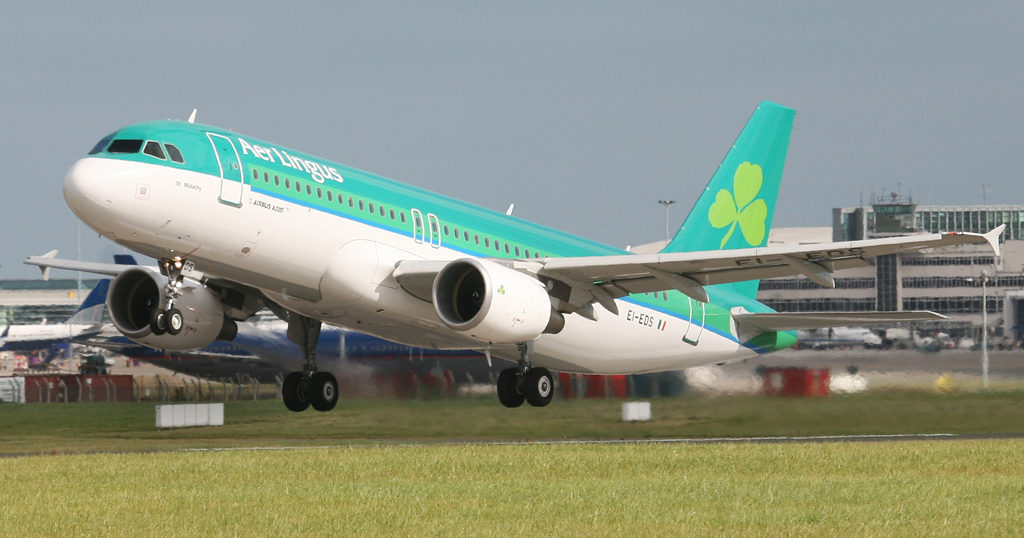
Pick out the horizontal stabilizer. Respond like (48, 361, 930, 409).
(734, 311, 947, 332)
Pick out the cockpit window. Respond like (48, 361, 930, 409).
(165, 144, 184, 163)
(88, 134, 115, 155)
(143, 141, 166, 160)
(107, 139, 144, 154)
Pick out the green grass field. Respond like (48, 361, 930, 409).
(1, 392, 1022, 535)
(1, 441, 1022, 536)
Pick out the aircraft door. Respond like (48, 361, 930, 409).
(427, 213, 441, 248)
(682, 298, 705, 345)
(207, 133, 243, 207)
(411, 209, 425, 243)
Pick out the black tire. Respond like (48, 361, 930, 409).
(165, 308, 184, 336)
(309, 371, 339, 412)
(524, 368, 554, 407)
(497, 368, 525, 408)
(282, 372, 310, 412)
(149, 309, 166, 335)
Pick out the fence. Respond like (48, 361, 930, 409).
(0, 373, 275, 403)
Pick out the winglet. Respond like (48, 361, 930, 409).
(984, 225, 1005, 257)
(37, 249, 58, 280)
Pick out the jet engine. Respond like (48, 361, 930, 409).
(106, 267, 236, 350)
(432, 258, 563, 344)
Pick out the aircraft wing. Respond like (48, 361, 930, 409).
(24, 250, 133, 279)
(733, 311, 946, 332)
(529, 226, 1004, 312)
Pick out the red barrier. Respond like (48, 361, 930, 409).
(21, 375, 134, 403)
(761, 367, 830, 397)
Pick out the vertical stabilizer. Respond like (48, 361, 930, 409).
(662, 101, 795, 298)
(65, 279, 110, 325)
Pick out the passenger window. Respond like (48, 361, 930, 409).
(368, 202, 375, 214)
(464, 231, 470, 242)
(484, 238, 490, 248)
(285, 178, 291, 189)
(327, 191, 333, 202)
(514, 246, 521, 257)
(348, 197, 354, 208)
(88, 134, 114, 155)
(264, 172, 270, 183)
(165, 144, 184, 163)
(524, 249, 531, 258)
(358, 200, 364, 211)
(295, 181, 302, 193)
(316, 187, 322, 198)
(379, 205, 385, 217)
(389, 209, 396, 220)
(474, 234, 480, 245)
(443, 225, 450, 236)
(505, 244, 511, 254)
(400, 212, 406, 223)
(274, 175, 280, 186)
(306, 185, 312, 196)
(108, 139, 143, 154)
(143, 141, 166, 159)
(252, 170, 259, 180)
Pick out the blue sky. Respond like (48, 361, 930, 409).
(2, 2, 1022, 278)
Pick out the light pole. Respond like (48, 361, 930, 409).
(967, 272, 990, 389)
(658, 200, 676, 244)
(981, 271, 989, 389)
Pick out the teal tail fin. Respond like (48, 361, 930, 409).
(662, 101, 795, 298)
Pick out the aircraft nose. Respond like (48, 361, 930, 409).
(63, 157, 115, 227)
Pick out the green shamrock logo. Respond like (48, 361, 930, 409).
(497, 285, 506, 295)
(708, 162, 767, 248)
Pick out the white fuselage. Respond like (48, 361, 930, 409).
(64, 157, 756, 373)
(0, 323, 100, 351)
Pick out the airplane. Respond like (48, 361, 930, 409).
(32, 101, 1004, 413)
(0, 279, 109, 352)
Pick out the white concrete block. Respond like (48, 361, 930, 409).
(622, 401, 651, 422)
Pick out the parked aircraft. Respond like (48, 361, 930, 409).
(795, 327, 883, 349)
(35, 101, 1003, 412)
(0, 279, 108, 352)
(84, 321, 491, 388)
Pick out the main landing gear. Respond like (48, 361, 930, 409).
(496, 342, 554, 408)
(280, 313, 338, 412)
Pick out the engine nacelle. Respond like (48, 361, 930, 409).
(107, 267, 234, 350)
(432, 258, 563, 344)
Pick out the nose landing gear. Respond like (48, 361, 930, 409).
(149, 257, 191, 336)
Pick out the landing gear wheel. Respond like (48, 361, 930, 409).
(282, 372, 310, 412)
(524, 367, 554, 407)
(309, 371, 339, 412)
(497, 368, 525, 408)
(165, 308, 184, 336)
(149, 309, 166, 335)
